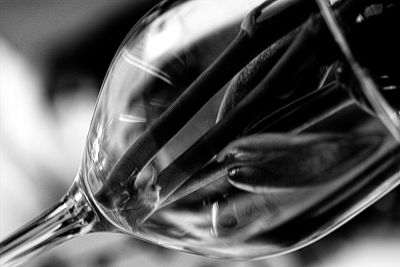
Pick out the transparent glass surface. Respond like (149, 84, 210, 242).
(84, 0, 400, 259)
(1, 0, 400, 265)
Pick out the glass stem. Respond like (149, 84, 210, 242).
(0, 181, 98, 267)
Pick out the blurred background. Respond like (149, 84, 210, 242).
(0, 0, 399, 266)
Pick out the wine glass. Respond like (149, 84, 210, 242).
(1, 0, 400, 265)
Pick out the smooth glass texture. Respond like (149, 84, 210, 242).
(84, 0, 400, 259)
(1, 0, 400, 265)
